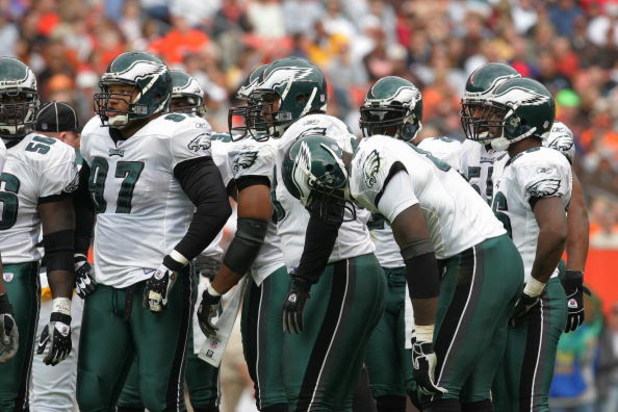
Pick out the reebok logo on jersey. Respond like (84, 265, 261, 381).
(109, 148, 124, 157)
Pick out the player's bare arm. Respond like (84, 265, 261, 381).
(530, 196, 568, 285)
(566, 172, 589, 272)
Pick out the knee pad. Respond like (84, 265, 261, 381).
(376, 395, 406, 412)
(423, 398, 462, 412)
(461, 399, 493, 412)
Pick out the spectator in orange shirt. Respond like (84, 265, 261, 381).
(150, 14, 210, 64)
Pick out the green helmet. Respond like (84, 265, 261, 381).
(210, 131, 234, 143)
(253, 57, 327, 137)
(229, 64, 268, 141)
(94, 51, 171, 128)
(170, 70, 206, 117)
(282, 134, 348, 206)
(461, 62, 520, 142)
(359, 76, 422, 142)
(483, 77, 555, 151)
(0, 57, 39, 140)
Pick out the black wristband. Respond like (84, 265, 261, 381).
(163, 255, 185, 272)
(50, 312, 72, 324)
(0, 294, 13, 314)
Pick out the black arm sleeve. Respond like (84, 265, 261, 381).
(173, 156, 232, 261)
(73, 162, 94, 255)
(296, 197, 344, 284)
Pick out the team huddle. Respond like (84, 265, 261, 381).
(0, 51, 589, 412)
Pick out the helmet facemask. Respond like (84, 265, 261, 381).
(359, 102, 421, 142)
(170, 95, 206, 116)
(0, 89, 39, 139)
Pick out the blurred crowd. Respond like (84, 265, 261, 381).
(0, 0, 616, 238)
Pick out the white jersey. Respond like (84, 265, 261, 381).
(492, 147, 572, 283)
(276, 114, 374, 269)
(80, 113, 214, 288)
(417, 136, 463, 171)
(459, 140, 502, 204)
(372, 136, 464, 269)
(0, 134, 78, 263)
(212, 136, 284, 285)
(350, 135, 505, 260)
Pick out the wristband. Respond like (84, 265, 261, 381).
(414, 324, 435, 343)
(169, 250, 190, 267)
(52, 297, 72, 316)
(524, 277, 546, 298)
(207, 284, 222, 297)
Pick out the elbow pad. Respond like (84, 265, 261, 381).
(223, 218, 269, 275)
(43, 230, 75, 272)
(401, 239, 440, 299)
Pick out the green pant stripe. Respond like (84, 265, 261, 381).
(298, 259, 351, 411)
(435, 246, 479, 386)
(241, 267, 288, 409)
(520, 278, 566, 411)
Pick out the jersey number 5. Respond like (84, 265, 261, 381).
(89, 157, 145, 213)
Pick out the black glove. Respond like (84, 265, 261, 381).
(282, 275, 311, 334)
(411, 338, 448, 396)
(197, 286, 222, 338)
(143, 255, 185, 313)
(562, 270, 590, 333)
(0, 294, 18, 363)
(509, 291, 540, 328)
(194, 254, 222, 279)
(74, 254, 96, 299)
(37, 311, 72, 366)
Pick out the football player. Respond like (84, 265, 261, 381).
(198, 64, 294, 412)
(250, 56, 387, 410)
(461, 63, 589, 334)
(476, 77, 571, 411)
(282, 129, 524, 411)
(116, 70, 225, 412)
(0, 57, 79, 410)
(73, 51, 231, 411)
